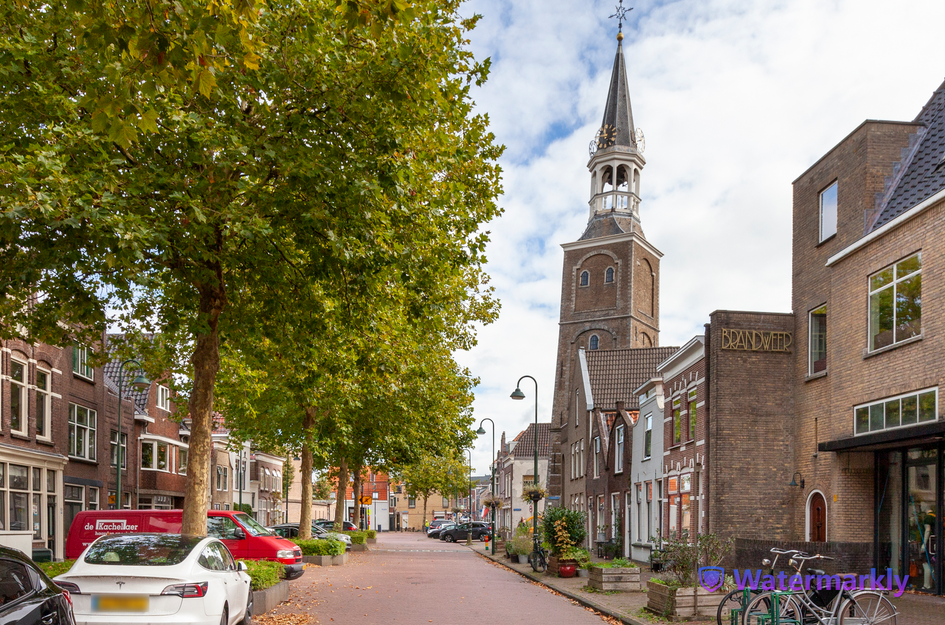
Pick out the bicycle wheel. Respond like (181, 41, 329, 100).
(529, 550, 547, 573)
(837, 592, 897, 625)
(741, 592, 802, 625)
(717, 588, 749, 625)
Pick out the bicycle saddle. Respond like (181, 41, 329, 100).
(809, 568, 826, 576)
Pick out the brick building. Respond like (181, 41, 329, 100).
(496, 424, 550, 533)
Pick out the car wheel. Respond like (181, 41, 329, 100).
(221, 605, 229, 625)
(479, 533, 488, 542)
(444, 534, 455, 543)
(241, 589, 253, 625)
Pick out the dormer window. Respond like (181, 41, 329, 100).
(580, 271, 589, 287)
(605, 267, 615, 283)
(589, 335, 600, 350)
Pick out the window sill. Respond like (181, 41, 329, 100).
(72, 373, 95, 383)
(805, 370, 828, 382)
(863, 334, 923, 359)
(68, 456, 98, 465)
(10, 432, 30, 441)
(36, 437, 54, 447)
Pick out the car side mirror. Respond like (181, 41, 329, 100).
(237, 561, 248, 572)
(233, 528, 247, 540)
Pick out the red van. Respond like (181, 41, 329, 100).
(65, 509, 304, 579)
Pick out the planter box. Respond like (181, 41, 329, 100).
(302, 555, 333, 566)
(646, 579, 725, 621)
(366, 538, 377, 544)
(331, 553, 348, 566)
(589, 566, 641, 591)
(252, 580, 290, 615)
(351, 543, 369, 552)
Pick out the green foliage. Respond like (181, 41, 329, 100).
(346, 531, 367, 545)
(661, 532, 733, 587)
(237, 504, 253, 516)
(541, 507, 587, 556)
(292, 538, 344, 556)
(509, 534, 532, 556)
(588, 557, 637, 569)
(282, 458, 295, 501)
(366, 530, 377, 539)
(38, 560, 75, 578)
(241, 560, 284, 591)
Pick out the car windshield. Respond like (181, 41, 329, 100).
(85, 534, 203, 566)
(235, 512, 274, 537)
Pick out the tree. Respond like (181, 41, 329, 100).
(397, 452, 471, 527)
(0, 0, 501, 534)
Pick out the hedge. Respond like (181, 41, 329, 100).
(38, 560, 75, 578)
(242, 559, 284, 591)
(347, 531, 366, 545)
(292, 538, 345, 556)
(366, 529, 377, 539)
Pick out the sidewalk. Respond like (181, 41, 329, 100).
(469, 544, 945, 625)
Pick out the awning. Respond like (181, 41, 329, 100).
(819, 420, 945, 452)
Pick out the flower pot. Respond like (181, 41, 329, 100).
(646, 580, 724, 620)
(577, 568, 589, 578)
(558, 563, 576, 578)
(517, 554, 529, 564)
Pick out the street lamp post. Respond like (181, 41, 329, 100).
(115, 360, 150, 509)
(466, 449, 473, 546)
(510, 375, 539, 561)
(476, 418, 496, 554)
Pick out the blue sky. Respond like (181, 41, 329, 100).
(456, 0, 945, 476)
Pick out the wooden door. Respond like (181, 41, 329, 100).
(809, 492, 827, 542)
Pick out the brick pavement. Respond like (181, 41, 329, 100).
(261, 532, 617, 625)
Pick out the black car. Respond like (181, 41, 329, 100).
(315, 520, 358, 531)
(427, 522, 456, 539)
(438, 522, 492, 542)
(0, 546, 75, 625)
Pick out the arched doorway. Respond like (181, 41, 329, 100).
(808, 491, 827, 542)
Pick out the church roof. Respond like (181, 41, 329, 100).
(598, 40, 636, 150)
(578, 213, 643, 241)
(871, 78, 945, 230)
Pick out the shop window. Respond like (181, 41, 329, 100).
(680, 494, 691, 535)
(68, 404, 97, 460)
(614, 425, 624, 473)
(809, 305, 827, 374)
(854, 388, 936, 435)
(10, 360, 27, 435)
(819, 181, 837, 242)
(869, 253, 921, 351)
(644, 414, 652, 459)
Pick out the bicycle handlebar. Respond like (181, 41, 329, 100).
(791, 553, 833, 561)
(769, 548, 801, 555)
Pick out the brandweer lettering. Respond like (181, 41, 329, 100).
(729, 568, 908, 598)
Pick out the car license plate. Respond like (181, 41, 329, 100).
(92, 594, 149, 612)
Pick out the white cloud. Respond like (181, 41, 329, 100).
(458, 0, 945, 478)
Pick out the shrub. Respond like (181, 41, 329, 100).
(347, 531, 367, 545)
(366, 530, 377, 539)
(541, 507, 587, 556)
(292, 538, 345, 556)
(661, 532, 733, 587)
(242, 560, 284, 591)
(39, 560, 75, 578)
(510, 534, 532, 556)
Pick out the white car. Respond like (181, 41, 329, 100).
(55, 533, 252, 625)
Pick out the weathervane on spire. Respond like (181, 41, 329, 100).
(610, 0, 632, 40)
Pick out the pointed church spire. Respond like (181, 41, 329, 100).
(598, 2, 636, 151)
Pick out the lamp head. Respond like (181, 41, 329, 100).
(476, 426, 487, 435)
(510, 387, 526, 400)
(131, 374, 151, 391)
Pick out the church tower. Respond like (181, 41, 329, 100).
(548, 22, 663, 499)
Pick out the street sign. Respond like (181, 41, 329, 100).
(359, 496, 373, 505)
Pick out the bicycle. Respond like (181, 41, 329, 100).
(742, 553, 898, 625)
(716, 548, 804, 625)
(528, 536, 548, 573)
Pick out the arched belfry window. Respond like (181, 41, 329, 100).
(580, 271, 589, 287)
(605, 267, 615, 284)
(589, 335, 600, 350)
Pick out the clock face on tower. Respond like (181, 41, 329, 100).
(594, 124, 617, 151)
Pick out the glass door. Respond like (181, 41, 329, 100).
(905, 448, 937, 593)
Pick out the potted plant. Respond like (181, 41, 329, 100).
(646, 532, 733, 620)
(522, 482, 547, 502)
(510, 534, 532, 564)
(541, 507, 587, 577)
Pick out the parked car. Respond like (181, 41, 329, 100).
(427, 523, 455, 539)
(56, 533, 251, 625)
(268, 523, 352, 549)
(314, 520, 358, 532)
(425, 519, 449, 535)
(439, 522, 492, 543)
(65, 510, 304, 580)
(0, 545, 75, 625)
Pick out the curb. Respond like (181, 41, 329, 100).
(470, 547, 650, 625)
(252, 579, 290, 614)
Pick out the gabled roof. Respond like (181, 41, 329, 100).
(585, 346, 678, 411)
(872, 78, 945, 230)
(509, 422, 551, 459)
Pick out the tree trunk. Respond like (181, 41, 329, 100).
(422, 496, 428, 529)
(298, 408, 315, 539)
(181, 283, 225, 536)
(351, 465, 362, 529)
(333, 457, 348, 531)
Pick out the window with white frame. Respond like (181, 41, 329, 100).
(644, 414, 652, 459)
(110, 431, 127, 469)
(223, 466, 228, 491)
(35, 369, 51, 440)
(869, 253, 921, 352)
(73, 346, 93, 380)
(216, 466, 224, 490)
(88, 487, 99, 510)
(10, 360, 28, 435)
(855, 387, 937, 435)
(141, 441, 170, 471)
(593, 436, 600, 478)
(809, 304, 827, 374)
(68, 404, 97, 460)
(614, 425, 624, 473)
(157, 385, 171, 411)
(688, 389, 697, 441)
(819, 181, 837, 242)
(178, 448, 188, 475)
(580, 439, 585, 477)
